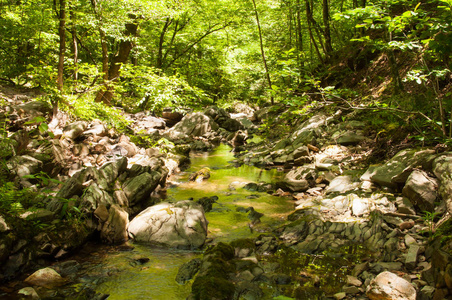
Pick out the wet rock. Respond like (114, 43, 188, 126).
(24, 267, 66, 289)
(366, 271, 416, 300)
(176, 258, 202, 284)
(402, 170, 438, 212)
(189, 167, 211, 182)
(196, 196, 218, 212)
(128, 201, 208, 249)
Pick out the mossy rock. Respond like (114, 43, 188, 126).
(205, 242, 235, 261)
(191, 275, 235, 300)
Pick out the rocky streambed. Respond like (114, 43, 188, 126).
(1, 87, 452, 299)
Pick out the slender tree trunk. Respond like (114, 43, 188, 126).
(251, 0, 274, 105)
(322, 0, 333, 56)
(296, 0, 303, 73)
(157, 17, 172, 70)
(54, 0, 65, 120)
(96, 20, 138, 104)
(70, 10, 78, 85)
(305, 0, 324, 64)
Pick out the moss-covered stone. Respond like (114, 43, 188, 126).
(191, 275, 235, 300)
(205, 242, 235, 261)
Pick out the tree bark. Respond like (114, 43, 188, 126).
(95, 20, 138, 104)
(53, 0, 65, 121)
(251, 0, 274, 105)
(322, 0, 333, 56)
(305, 0, 324, 65)
(157, 17, 172, 70)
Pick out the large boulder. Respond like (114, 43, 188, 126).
(363, 149, 436, 188)
(402, 170, 438, 212)
(128, 201, 208, 249)
(366, 271, 416, 300)
(166, 112, 219, 139)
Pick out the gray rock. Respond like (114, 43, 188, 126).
(282, 166, 315, 192)
(166, 112, 219, 139)
(123, 171, 162, 206)
(432, 153, 452, 215)
(7, 155, 43, 179)
(128, 201, 208, 249)
(366, 271, 416, 300)
(336, 131, 365, 145)
(63, 121, 88, 140)
(405, 245, 420, 270)
(83, 122, 108, 136)
(79, 183, 114, 213)
(99, 205, 129, 244)
(352, 196, 369, 217)
(15, 100, 52, 117)
(24, 267, 66, 289)
(402, 170, 438, 212)
(326, 175, 358, 194)
(347, 275, 363, 287)
(395, 197, 417, 215)
(18, 287, 39, 300)
(176, 258, 202, 284)
(366, 149, 436, 188)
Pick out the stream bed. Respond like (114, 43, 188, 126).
(72, 144, 293, 299)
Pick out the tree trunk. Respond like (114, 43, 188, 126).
(70, 10, 78, 84)
(251, 0, 274, 105)
(95, 20, 138, 104)
(157, 17, 172, 70)
(322, 0, 333, 56)
(53, 0, 65, 121)
(305, 0, 324, 65)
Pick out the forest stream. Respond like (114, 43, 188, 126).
(48, 144, 294, 299)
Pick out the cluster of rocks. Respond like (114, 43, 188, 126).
(179, 112, 452, 298)
(0, 93, 255, 290)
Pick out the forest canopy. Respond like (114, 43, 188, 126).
(1, 0, 451, 140)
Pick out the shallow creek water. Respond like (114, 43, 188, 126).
(89, 144, 293, 299)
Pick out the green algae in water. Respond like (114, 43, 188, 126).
(167, 144, 292, 243)
(94, 245, 198, 300)
(263, 244, 374, 298)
